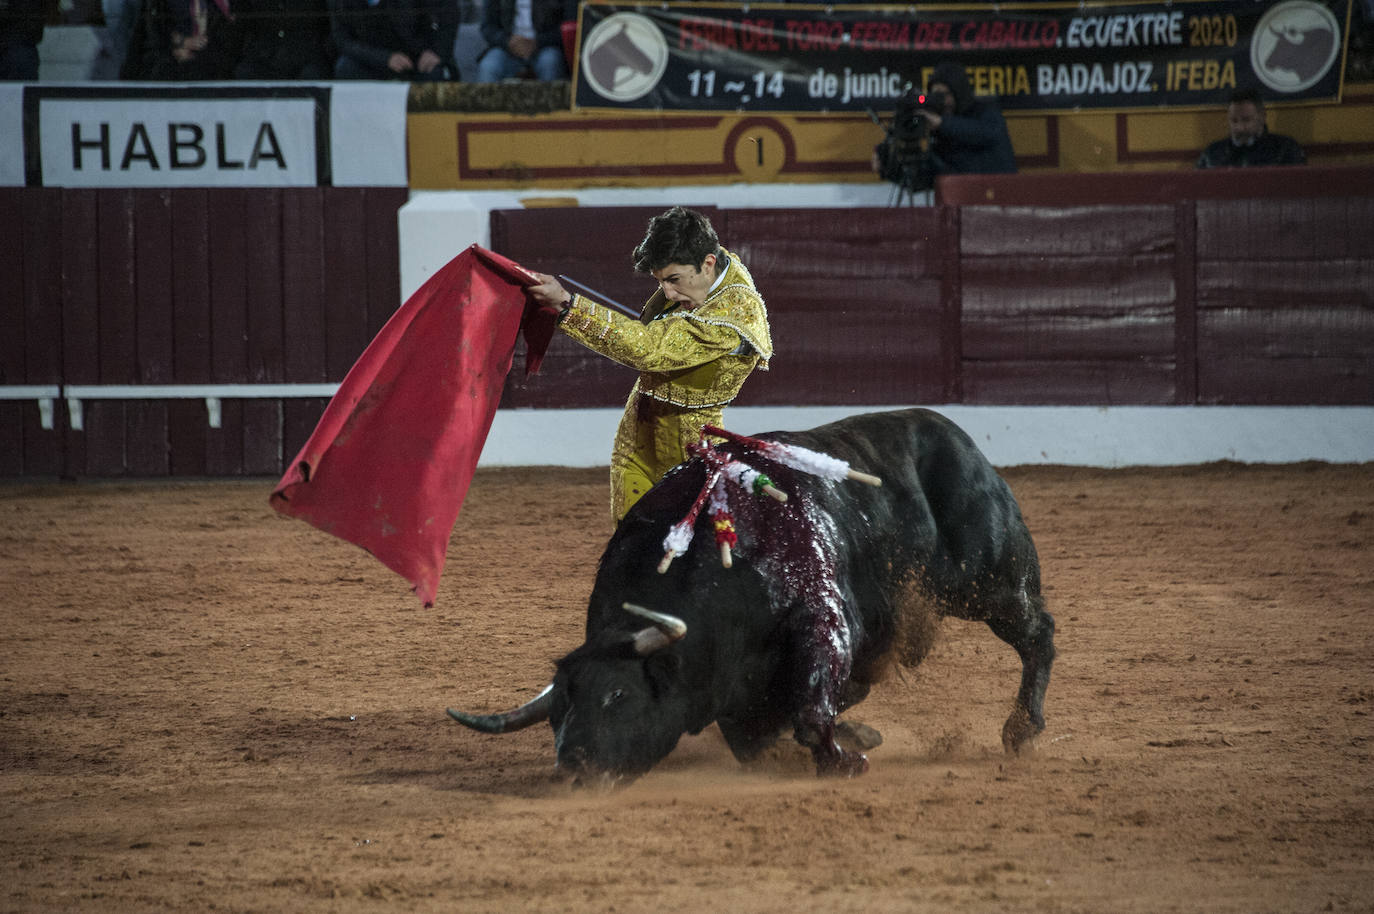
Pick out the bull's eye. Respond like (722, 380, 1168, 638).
(602, 688, 625, 708)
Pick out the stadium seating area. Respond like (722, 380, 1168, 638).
(27, 0, 1374, 88)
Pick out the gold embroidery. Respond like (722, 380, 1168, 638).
(559, 249, 772, 522)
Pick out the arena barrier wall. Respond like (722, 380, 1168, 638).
(1, 177, 1370, 478)
(0, 186, 408, 478)
(491, 168, 1374, 411)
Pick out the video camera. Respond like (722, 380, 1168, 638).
(869, 87, 946, 197)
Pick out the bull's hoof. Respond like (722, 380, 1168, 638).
(816, 748, 869, 778)
(835, 719, 884, 751)
(1001, 706, 1044, 754)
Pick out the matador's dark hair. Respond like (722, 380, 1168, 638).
(632, 206, 721, 274)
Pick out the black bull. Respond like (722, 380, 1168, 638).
(448, 409, 1056, 782)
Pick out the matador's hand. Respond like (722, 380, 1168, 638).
(526, 273, 572, 313)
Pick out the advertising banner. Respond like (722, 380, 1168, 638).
(572, 0, 1351, 113)
(3, 82, 409, 188)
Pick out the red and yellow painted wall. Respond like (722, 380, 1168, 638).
(408, 82, 1374, 189)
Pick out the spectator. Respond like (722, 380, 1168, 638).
(475, 0, 573, 82)
(234, 0, 331, 79)
(329, 0, 457, 81)
(0, 0, 45, 80)
(1196, 87, 1306, 168)
(123, 0, 243, 79)
(100, 0, 142, 77)
(915, 61, 1017, 175)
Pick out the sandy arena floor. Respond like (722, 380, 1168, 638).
(2, 460, 1372, 912)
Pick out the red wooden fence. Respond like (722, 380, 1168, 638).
(1, 176, 1370, 478)
(0, 187, 408, 477)
(495, 190, 1372, 411)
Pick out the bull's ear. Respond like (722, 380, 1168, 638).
(644, 652, 681, 699)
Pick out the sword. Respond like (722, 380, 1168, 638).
(556, 275, 640, 319)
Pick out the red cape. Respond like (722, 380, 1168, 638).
(270, 245, 558, 606)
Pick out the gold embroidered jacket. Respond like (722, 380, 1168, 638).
(559, 250, 772, 521)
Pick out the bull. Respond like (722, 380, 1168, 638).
(448, 408, 1056, 783)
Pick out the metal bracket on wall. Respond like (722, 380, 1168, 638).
(0, 386, 61, 430)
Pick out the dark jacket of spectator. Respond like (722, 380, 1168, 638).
(929, 61, 1018, 175)
(329, 0, 457, 79)
(123, 0, 244, 80)
(0, 0, 46, 80)
(1196, 130, 1307, 168)
(234, 0, 332, 78)
(479, 0, 572, 58)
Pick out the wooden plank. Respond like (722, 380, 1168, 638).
(126, 400, 169, 475)
(1173, 201, 1198, 405)
(961, 205, 1175, 256)
(961, 254, 1176, 318)
(281, 188, 327, 382)
(940, 204, 962, 403)
(725, 207, 943, 280)
(23, 189, 65, 385)
(962, 311, 1175, 361)
(244, 189, 285, 383)
(167, 398, 207, 476)
(1198, 357, 1373, 405)
(22, 402, 64, 476)
(62, 403, 87, 480)
(322, 189, 370, 379)
(745, 278, 944, 405)
(0, 397, 64, 478)
(1198, 306, 1374, 361)
(208, 190, 250, 383)
(1197, 259, 1374, 314)
(60, 191, 101, 387)
(1197, 197, 1374, 261)
(242, 399, 283, 475)
(1335, 197, 1374, 258)
(282, 398, 329, 467)
(16, 190, 67, 475)
(172, 189, 213, 384)
(96, 189, 139, 384)
(205, 399, 244, 475)
(0, 188, 24, 385)
(364, 187, 406, 335)
(0, 402, 22, 475)
(962, 360, 1176, 405)
(83, 400, 126, 476)
(134, 190, 176, 383)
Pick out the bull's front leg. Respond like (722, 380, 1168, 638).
(788, 602, 869, 777)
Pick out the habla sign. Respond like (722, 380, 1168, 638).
(45, 95, 322, 187)
(3, 83, 409, 188)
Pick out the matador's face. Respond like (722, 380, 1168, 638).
(651, 253, 718, 309)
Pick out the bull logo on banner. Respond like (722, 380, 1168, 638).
(579, 12, 669, 103)
(1250, 0, 1342, 93)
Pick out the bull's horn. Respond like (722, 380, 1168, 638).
(446, 683, 553, 733)
(623, 602, 687, 655)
